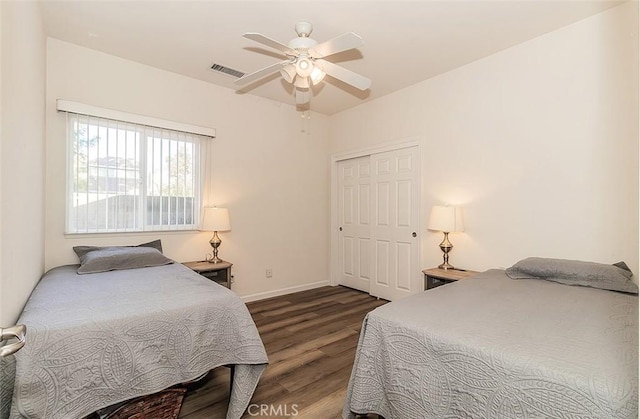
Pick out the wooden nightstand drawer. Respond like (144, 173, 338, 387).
(422, 267, 478, 290)
(427, 276, 449, 290)
(200, 269, 227, 283)
(183, 260, 233, 289)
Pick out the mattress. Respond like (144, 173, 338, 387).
(343, 269, 638, 418)
(2, 263, 268, 419)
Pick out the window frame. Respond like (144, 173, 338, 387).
(60, 102, 214, 235)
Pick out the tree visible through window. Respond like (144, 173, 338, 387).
(67, 113, 203, 233)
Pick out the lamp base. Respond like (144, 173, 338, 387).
(206, 231, 223, 264)
(438, 261, 455, 270)
(438, 231, 455, 270)
(206, 255, 223, 264)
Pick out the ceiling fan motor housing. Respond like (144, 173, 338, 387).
(288, 37, 317, 51)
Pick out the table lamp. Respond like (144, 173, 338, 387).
(427, 205, 464, 270)
(201, 207, 231, 263)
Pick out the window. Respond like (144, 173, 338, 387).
(66, 112, 208, 234)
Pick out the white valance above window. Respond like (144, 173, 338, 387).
(56, 100, 216, 138)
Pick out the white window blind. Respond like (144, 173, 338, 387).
(66, 112, 208, 234)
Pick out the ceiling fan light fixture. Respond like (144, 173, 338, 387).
(294, 76, 310, 89)
(296, 57, 313, 78)
(280, 64, 297, 83)
(309, 66, 325, 85)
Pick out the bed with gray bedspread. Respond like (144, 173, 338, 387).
(2, 263, 268, 419)
(343, 268, 638, 418)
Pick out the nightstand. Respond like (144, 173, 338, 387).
(183, 260, 233, 289)
(422, 267, 478, 290)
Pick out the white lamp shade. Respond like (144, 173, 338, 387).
(427, 206, 464, 233)
(201, 207, 231, 232)
(296, 57, 313, 78)
(280, 64, 297, 83)
(294, 76, 310, 89)
(309, 66, 326, 85)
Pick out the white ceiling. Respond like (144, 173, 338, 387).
(40, 0, 621, 115)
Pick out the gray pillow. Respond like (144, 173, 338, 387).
(506, 257, 638, 294)
(73, 239, 163, 260)
(76, 246, 173, 275)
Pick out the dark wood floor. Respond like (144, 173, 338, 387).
(178, 286, 387, 418)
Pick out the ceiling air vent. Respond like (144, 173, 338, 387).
(210, 63, 245, 79)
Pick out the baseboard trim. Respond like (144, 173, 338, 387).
(240, 281, 331, 303)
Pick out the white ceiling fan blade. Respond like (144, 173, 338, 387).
(296, 89, 310, 105)
(314, 59, 371, 91)
(235, 60, 288, 85)
(243, 33, 296, 56)
(308, 32, 364, 59)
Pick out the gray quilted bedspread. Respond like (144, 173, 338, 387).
(343, 269, 638, 419)
(3, 263, 268, 419)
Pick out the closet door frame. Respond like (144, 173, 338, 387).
(330, 138, 423, 290)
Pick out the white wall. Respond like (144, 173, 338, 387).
(46, 39, 331, 300)
(330, 2, 639, 277)
(0, 1, 46, 324)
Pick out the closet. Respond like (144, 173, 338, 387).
(336, 145, 420, 301)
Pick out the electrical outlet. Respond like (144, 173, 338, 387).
(266, 268, 273, 278)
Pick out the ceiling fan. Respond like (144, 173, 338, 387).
(235, 22, 371, 106)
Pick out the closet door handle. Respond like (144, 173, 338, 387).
(339, 227, 343, 231)
(412, 232, 417, 237)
